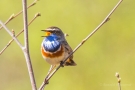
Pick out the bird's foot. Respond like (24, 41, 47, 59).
(60, 61, 64, 67)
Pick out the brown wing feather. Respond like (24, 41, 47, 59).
(62, 41, 77, 66)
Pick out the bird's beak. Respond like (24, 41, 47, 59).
(41, 30, 51, 37)
(41, 30, 47, 32)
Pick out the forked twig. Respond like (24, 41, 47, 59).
(0, 0, 39, 30)
(115, 72, 121, 90)
(22, 0, 37, 90)
(0, 13, 41, 55)
(0, 0, 38, 89)
(39, 0, 123, 89)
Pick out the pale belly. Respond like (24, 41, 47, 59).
(42, 52, 68, 65)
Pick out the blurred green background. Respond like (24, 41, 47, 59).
(0, 0, 135, 90)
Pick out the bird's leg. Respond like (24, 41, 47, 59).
(60, 61, 64, 67)
(46, 65, 56, 79)
(45, 65, 56, 84)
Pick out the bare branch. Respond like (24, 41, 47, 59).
(22, 0, 37, 90)
(0, 0, 39, 30)
(0, 0, 40, 89)
(0, 13, 41, 55)
(39, 0, 123, 89)
(0, 14, 15, 30)
(0, 21, 23, 48)
(115, 72, 121, 90)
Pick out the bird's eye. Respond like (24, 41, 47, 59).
(53, 31, 57, 34)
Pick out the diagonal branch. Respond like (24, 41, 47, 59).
(22, 0, 37, 90)
(0, 13, 41, 55)
(0, 21, 23, 48)
(0, 0, 39, 30)
(39, 0, 123, 89)
(0, 0, 39, 89)
(0, 12, 37, 90)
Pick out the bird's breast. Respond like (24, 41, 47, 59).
(41, 44, 65, 65)
(41, 36, 66, 65)
(41, 44, 64, 58)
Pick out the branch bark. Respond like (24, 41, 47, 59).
(0, 13, 41, 55)
(0, 21, 23, 48)
(22, 0, 37, 90)
(0, 0, 38, 30)
(0, 0, 39, 90)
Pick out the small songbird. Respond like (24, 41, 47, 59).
(41, 26, 76, 74)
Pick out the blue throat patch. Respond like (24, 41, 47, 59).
(43, 35, 61, 52)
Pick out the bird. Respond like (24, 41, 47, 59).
(41, 26, 76, 77)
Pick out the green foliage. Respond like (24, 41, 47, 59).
(0, 0, 135, 90)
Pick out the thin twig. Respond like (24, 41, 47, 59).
(0, 0, 38, 30)
(0, 14, 15, 30)
(115, 72, 121, 90)
(0, 21, 23, 48)
(22, 0, 37, 90)
(0, 13, 41, 55)
(39, 0, 123, 89)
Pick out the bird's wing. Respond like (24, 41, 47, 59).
(62, 41, 76, 66)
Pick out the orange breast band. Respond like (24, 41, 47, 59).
(41, 45, 64, 58)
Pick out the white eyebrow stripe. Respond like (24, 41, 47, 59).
(46, 28, 58, 31)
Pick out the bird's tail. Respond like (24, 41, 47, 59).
(64, 59, 77, 66)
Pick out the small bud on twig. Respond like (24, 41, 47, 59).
(12, 29, 15, 37)
(115, 72, 120, 78)
(115, 72, 121, 90)
(35, 12, 41, 17)
(105, 18, 110, 23)
(64, 33, 69, 37)
(0, 13, 40, 55)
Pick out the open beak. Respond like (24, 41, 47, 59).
(41, 30, 51, 37)
(41, 30, 47, 32)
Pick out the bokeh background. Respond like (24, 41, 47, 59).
(0, 0, 135, 90)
